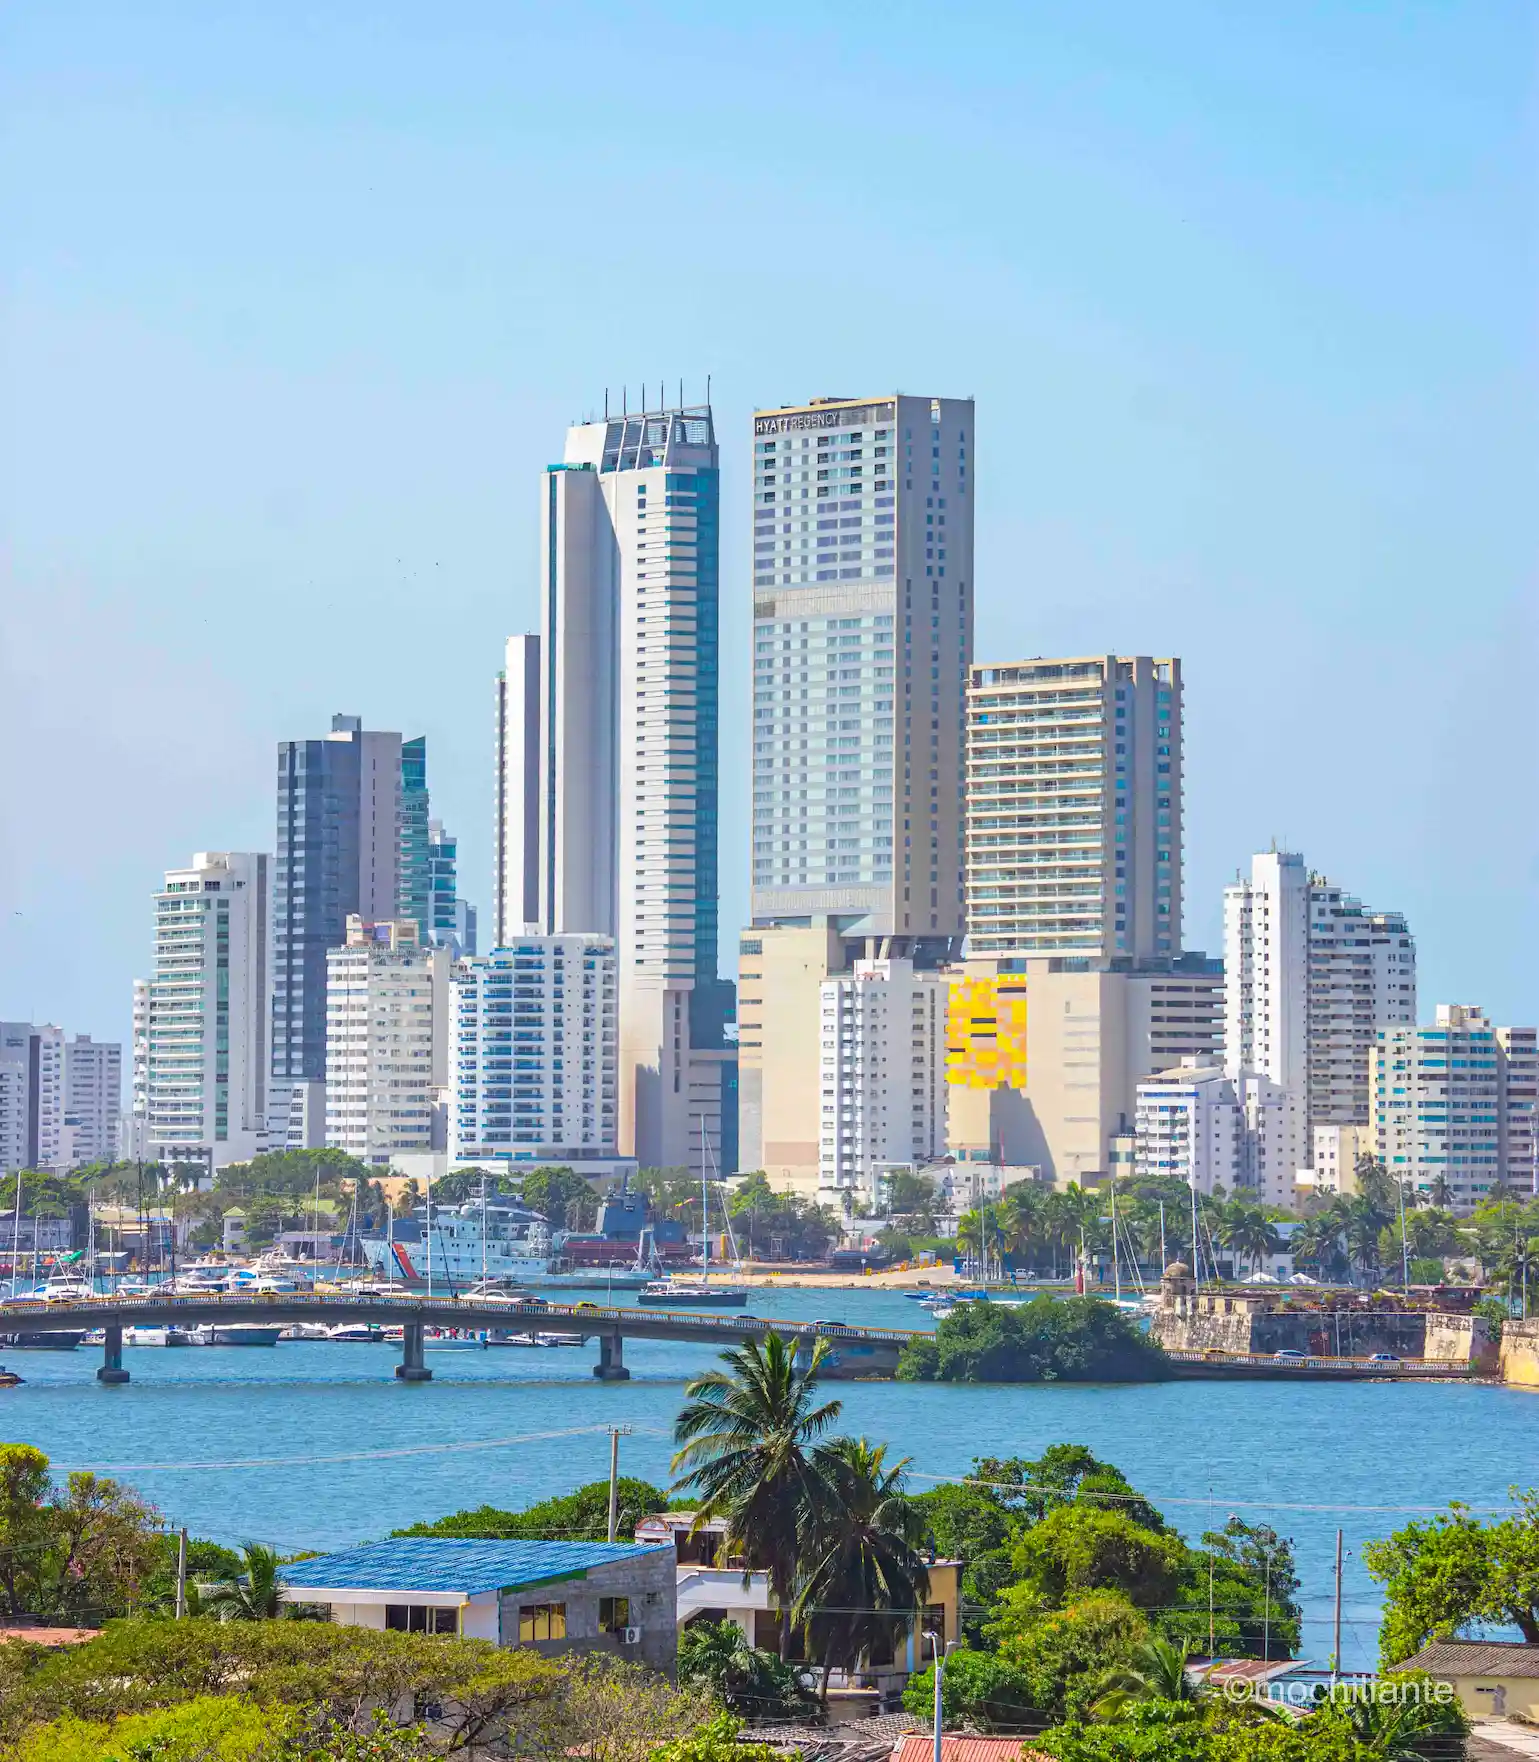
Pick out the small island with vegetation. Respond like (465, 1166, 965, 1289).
(898, 1293, 1171, 1384)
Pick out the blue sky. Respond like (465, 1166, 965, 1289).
(2, 1, 1534, 1054)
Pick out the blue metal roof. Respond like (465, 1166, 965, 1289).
(279, 1538, 672, 1596)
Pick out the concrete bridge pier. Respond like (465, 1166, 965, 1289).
(593, 1331, 629, 1381)
(394, 1322, 433, 1382)
(98, 1324, 129, 1384)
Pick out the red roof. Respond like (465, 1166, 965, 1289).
(893, 1739, 1046, 1762)
(0, 1624, 95, 1648)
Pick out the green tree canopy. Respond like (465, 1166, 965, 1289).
(898, 1296, 1171, 1384)
(394, 1477, 672, 1543)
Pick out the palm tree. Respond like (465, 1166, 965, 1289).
(1425, 1174, 1454, 1209)
(1091, 1636, 1198, 1719)
(1291, 1213, 1347, 1283)
(199, 1542, 289, 1621)
(794, 1437, 930, 1701)
(672, 1333, 843, 1657)
(1342, 1197, 1386, 1284)
(995, 1191, 1040, 1274)
(954, 1209, 989, 1271)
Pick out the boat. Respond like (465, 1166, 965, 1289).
(636, 1280, 749, 1308)
(424, 1327, 488, 1351)
(0, 1365, 22, 1387)
(548, 1175, 691, 1272)
(0, 1329, 85, 1350)
(124, 1326, 193, 1347)
(187, 1323, 283, 1347)
(361, 1196, 552, 1287)
(278, 1322, 333, 1341)
(327, 1322, 385, 1343)
(27, 1277, 94, 1304)
(486, 1328, 560, 1348)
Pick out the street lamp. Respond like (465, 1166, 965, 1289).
(924, 1631, 957, 1762)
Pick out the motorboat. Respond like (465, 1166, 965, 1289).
(124, 1326, 193, 1347)
(636, 1280, 749, 1308)
(27, 1277, 94, 1304)
(328, 1322, 384, 1343)
(0, 1365, 22, 1387)
(278, 1322, 332, 1341)
(231, 1273, 300, 1295)
(187, 1323, 283, 1347)
(0, 1330, 85, 1350)
(424, 1327, 489, 1351)
(486, 1328, 560, 1348)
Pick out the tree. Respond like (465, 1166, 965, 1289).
(794, 1437, 930, 1698)
(910, 1477, 1019, 1633)
(0, 1444, 55, 1618)
(988, 1589, 1149, 1723)
(12, 1695, 294, 1762)
(1010, 1505, 1184, 1613)
(1363, 1491, 1539, 1665)
(900, 1647, 1041, 1732)
(1090, 1635, 1198, 1720)
(671, 1333, 842, 1656)
(1167, 1519, 1300, 1660)
(395, 1478, 672, 1544)
(883, 1170, 938, 1226)
(199, 1542, 297, 1621)
(518, 1167, 597, 1230)
(676, 1619, 815, 1720)
(646, 1711, 784, 1762)
(1215, 1205, 1281, 1279)
(897, 1296, 1170, 1384)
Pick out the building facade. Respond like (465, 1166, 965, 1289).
(1223, 850, 1416, 1171)
(451, 936, 618, 1166)
(398, 736, 432, 940)
(966, 655, 1182, 961)
(750, 393, 973, 945)
(520, 403, 729, 1169)
(272, 715, 407, 1146)
(818, 958, 948, 1200)
(60, 1036, 121, 1167)
(145, 852, 271, 1171)
(1134, 1062, 1241, 1194)
(426, 819, 476, 957)
(1371, 1004, 1538, 1211)
(0, 1023, 61, 1172)
(493, 632, 542, 946)
(324, 917, 448, 1166)
(121, 978, 151, 1160)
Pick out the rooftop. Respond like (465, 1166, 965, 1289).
(277, 1538, 672, 1597)
(1400, 1640, 1539, 1680)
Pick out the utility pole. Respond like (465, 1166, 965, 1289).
(1331, 1528, 1344, 1685)
(606, 1424, 633, 1543)
(925, 1631, 954, 1762)
(175, 1528, 188, 1619)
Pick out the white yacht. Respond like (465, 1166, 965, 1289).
(362, 1200, 552, 1287)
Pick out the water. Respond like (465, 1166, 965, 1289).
(3, 1286, 1534, 1671)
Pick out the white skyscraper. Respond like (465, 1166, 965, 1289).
(818, 958, 948, 1201)
(145, 852, 270, 1170)
(0, 1023, 62, 1172)
(1223, 850, 1416, 1172)
(493, 633, 542, 946)
(451, 935, 619, 1166)
(121, 980, 151, 1162)
(325, 917, 449, 1166)
(522, 400, 730, 1171)
(60, 1036, 121, 1167)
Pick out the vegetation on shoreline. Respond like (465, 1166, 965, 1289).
(897, 1295, 1171, 1383)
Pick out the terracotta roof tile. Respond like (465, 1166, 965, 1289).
(1401, 1641, 1539, 1681)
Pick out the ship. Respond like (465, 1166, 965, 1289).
(361, 1199, 553, 1287)
(549, 1178, 691, 1272)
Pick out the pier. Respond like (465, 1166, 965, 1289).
(0, 1294, 917, 1384)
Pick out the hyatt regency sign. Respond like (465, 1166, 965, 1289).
(754, 401, 894, 436)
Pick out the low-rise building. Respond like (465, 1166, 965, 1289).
(275, 1538, 676, 1673)
(1397, 1639, 1539, 1723)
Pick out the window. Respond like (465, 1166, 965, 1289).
(519, 1602, 567, 1642)
(385, 1604, 459, 1634)
(599, 1596, 631, 1632)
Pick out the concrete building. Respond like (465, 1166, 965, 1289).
(818, 958, 948, 1201)
(1223, 850, 1416, 1171)
(493, 633, 542, 946)
(1371, 1004, 1538, 1211)
(528, 402, 731, 1170)
(324, 917, 449, 1166)
(945, 954, 1225, 1187)
(0, 1023, 62, 1172)
(59, 1036, 120, 1168)
(145, 852, 271, 1171)
(750, 393, 974, 945)
(451, 935, 618, 1167)
(1134, 1061, 1241, 1194)
(272, 715, 410, 1147)
(426, 819, 475, 958)
(120, 979, 151, 1161)
(398, 736, 431, 940)
(1308, 1122, 1375, 1197)
(966, 655, 1181, 961)
(277, 1538, 678, 1673)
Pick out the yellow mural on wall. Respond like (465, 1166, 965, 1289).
(946, 975, 1027, 1089)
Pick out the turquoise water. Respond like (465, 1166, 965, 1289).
(3, 1286, 1534, 1671)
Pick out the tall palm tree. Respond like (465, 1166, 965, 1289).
(672, 1334, 843, 1657)
(1425, 1174, 1454, 1209)
(1342, 1197, 1386, 1284)
(794, 1437, 930, 1701)
(1091, 1636, 1198, 1720)
(200, 1542, 289, 1621)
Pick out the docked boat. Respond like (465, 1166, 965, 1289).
(636, 1280, 749, 1308)
(124, 1326, 193, 1347)
(278, 1322, 333, 1341)
(328, 1322, 384, 1343)
(0, 1330, 85, 1350)
(549, 1177, 690, 1273)
(424, 1327, 489, 1350)
(27, 1277, 95, 1304)
(362, 1198, 552, 1287)
(188, 1323, 283, 1347)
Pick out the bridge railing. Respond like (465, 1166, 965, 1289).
(1162, 1349, 1474, 1375)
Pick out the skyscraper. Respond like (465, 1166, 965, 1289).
(493, 633, 541, 945)
(144, 852, 270, 1170)
(740, 394, 973, 1184)
(398, 736, 431, 939)
(272, 715, 405, 1146)
(60, 1036, 121, 1167)
(0, 1023, 62, 1172)
(427, 819, 476, 957)
(965, 655, 1182, 959)
(1223, 849, 1417, 1172)
(524, 399, 729, 1169)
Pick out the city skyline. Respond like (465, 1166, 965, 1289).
(2, 2, 1534, 1056)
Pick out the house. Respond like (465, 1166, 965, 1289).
(892, 1740, 1048, 1762)
(275, 1538, 677, 1672)
(1397, 1639, 1539, 1722)
(634, 1512, 962, 1710)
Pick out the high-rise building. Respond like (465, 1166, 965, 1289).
(324, 917, 448, 1166)
(1135, 1061, 1296, 1208)
(1223, 850, 1416, 1168)
(121, 979, 151, 1160)
(0, 1023, 62, 1172)
(426, 819, 476, 957)
(750, 394, 973, 943)
(398, 736, 431, 939)
(272, 715, 406, 1145)
(493, 633, 542, 946)
(529, 401, 730, 1168)
(818, 957, 948, 1201)
(145, 852, 270, 1170)
(451, 935, 619, 1167)
(1371, 1004, 1537, 1211)
(965, 655, 1181, 960)
(60, 1036, 121, 1167)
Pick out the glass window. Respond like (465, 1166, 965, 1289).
(599, 1596, 631, 1632)
(385, 1604, 458, 1634)
(519, 1602, 567, 1642)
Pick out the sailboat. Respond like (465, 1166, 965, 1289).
(638, 1119, 750, 1308)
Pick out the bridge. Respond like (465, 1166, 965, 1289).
(0, 1293, 919, 1384)
(1161, 1349, 1479, 1380)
